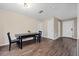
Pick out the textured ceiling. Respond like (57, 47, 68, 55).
(0, 3, 77, 20)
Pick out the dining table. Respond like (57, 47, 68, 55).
(15, 33, 40, 49)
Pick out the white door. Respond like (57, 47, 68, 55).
(62, 20, 74, 38)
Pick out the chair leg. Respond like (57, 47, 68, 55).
(9, 44, 11, 51)
(16, 41, 20, 48)
(39, 37, 41, 42)
(37, 37, 41, 43)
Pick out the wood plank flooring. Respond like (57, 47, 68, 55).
(0, 37, 77, 56)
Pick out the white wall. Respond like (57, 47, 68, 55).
(54, 17, 61, 39)
(41, 20, 48, 38)
(41, 17, 61, 40)
(77, 17, 79, 39)
(0, 13, 5, 46)
(0, 10, 40, 46)
(41, 18, 54, 39)
(36, 22, 44, 36)
(77, 4, 79, 56)
(47, 18, 54, 39)
(77, 4, 79, 39)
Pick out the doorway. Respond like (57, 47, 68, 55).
(62, 20, 77, 38)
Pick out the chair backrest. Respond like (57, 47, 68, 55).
(7, 32, 11, 43)
(39, 31, 42, 35)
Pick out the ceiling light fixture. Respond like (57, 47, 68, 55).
(39, 10, 44, 14)
(24, 0, 32, 8)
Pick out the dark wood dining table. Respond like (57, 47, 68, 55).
(15, 33, 40, 49)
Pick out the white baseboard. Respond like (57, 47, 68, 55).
(43, 36, 77, 40)
(0, 43, 9, 47)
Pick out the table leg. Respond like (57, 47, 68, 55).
(20, 38, 22, 49)
(38, 34, 41, 43)
(33, 36, 36, 42)
(35, 36, 37, 42)
(18, 36, 21, 49)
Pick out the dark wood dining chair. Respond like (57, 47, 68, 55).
(37, 31, 42, 42)
(7, 32, 20, 51)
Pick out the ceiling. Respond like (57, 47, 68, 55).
(0, 3, 77, 20)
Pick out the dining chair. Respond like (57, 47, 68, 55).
(7, 32, 20, 51)
(37, 31, 42, 42)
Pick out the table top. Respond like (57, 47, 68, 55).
(15, 32, 39, 37)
